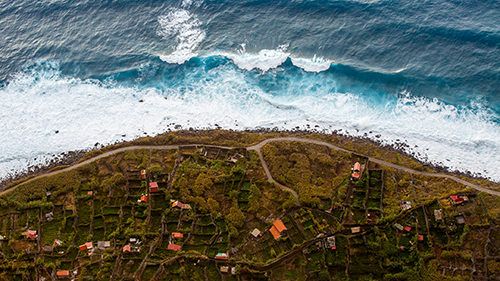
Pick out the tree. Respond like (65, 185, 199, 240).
(248, 184, 261, 212)
(226, 204, 245, 228)
(193, 173, 213, 196)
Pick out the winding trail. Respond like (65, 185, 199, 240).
(1, 137, 498, 198)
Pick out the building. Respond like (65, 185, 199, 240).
(45, 212, 54, 222)
(53, 239, 63, 247)
(351, 226, 361, 234)
(138, 194, 149, 203)
(122, 244, 131, 253)
(97, 241, 111, 250)
(326, 236, 336, 250)
(79, 242, 93, 251)
(434, 209, 444, 221)
(418, 234, 424, 241)
(220, 266, 230, 273)
(149, 182, 159, 193)
(351, 162, 363, 180)
(56, 270, 70, 278)
(87, 191, 93, 196)
(393, 223, 404, 231)
(250, 228, 261, 238)
(269, 219, 287, 240)
(167, 243, 182, 251)
(215, 252, 229, 260)
(455, 215, 465, 224)
(403, 226, 412, 232)
(450, 194, 469, 205)
(171, 232, 184, 239)
(23, 230, 38, 240)
(400, 201, 412, 211)
(140, 169, 147, 180)
(170, 200, 192, 210)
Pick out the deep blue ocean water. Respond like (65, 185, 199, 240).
(0, 0, 499, 180)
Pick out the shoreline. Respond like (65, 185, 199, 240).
(0, 128, 497, 191)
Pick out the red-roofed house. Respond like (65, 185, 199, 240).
(403, 226, 412, 232)
(122, 244, 131, 253)
(171, 200, 192, 210)
(418, 234, 424, 241)
(24, 230, 38, 240)
(167, 243, 182, 251)
(215, 252, 229, 260)
(351, 162, 363, 180)
(56, 270, 70, 278)
(450, 195, 469, 205)
(149, 182, 159, 193)
(171, 232, 184, 239)
(269, 219, 287, 240)
(79, 242, 93, 251)
(138, 194, 149, 203)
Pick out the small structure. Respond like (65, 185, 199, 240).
(140, 169, 147, 180)
(56, 270, 70, 278)
(23, 230, 38, 240)
(53, 239, 63, 247)
(351, 162, 363, 180)
(138, 194, 149, 203)
(418, 234, 424, 241)
(97, 241, 111, 250)
(87, 191, 93, 196)
(450, 195, 469, 205)
(326, 236, 336, 250)
(351, 226, 361, 234)
(269, 219, 287, 240)
(455, 215, 465, 224)
(0, 234, 7, 241)
(170, 200, 192, 210)
(434, 209, 444, 221)
(393, 223, 404, 231)
(122, 244, 132, 253)
(79, 242, 93, 251)
(220, 266, 230, 273)
(250, 228, 261, 238)
(171, 232, 184, 239)
(167, 243, 182, 251)
(403, 226, 412, 232)
(45, 191, 52, 198)
(149, 182, 159, 193)
(400, 201, 412, 211)
(215, 252, 229, 260)
(45, 212, 54, 222)
(42, 245, 53, 253)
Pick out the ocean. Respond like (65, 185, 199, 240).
(0, 0, 499, 180)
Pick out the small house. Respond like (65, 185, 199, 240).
(220, 266, 230, 273)
(351, 162, 363, 180)
(434, 209, 443, 221)
(418, 234, 424, 241)
(400, 201, 412, 211)
(45, 212, 54, 222)
(171, 232, 184, 239)
(97, 241, 111, 250)
(251, 228, 261, 238)
(215, 252, 229, 260)
(450, 194, 469, 205)
(140, 169, 147, 180)
(24, 230, 38, 240)
(393, 223, 404, 231)
(403, 226, 412, 232)
(87, 191, 93, 196)
(56, 270, 70, 278)
(53, 239, 63, 247)
(167, 243, 182, 251)
(351, 226, 361, 234)
(149, 182, 159, 193)
(326, 236, 336, 250)
(269, 219, 287, 240)
(122, 244, 131, 253)
(138, 194, 149, 203)
(79, 242, 93, 251)
(170, 200, 192, 210)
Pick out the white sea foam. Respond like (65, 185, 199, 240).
(157, 7, 205, 64)
(290, 55, 333, 72)
(0, 67, 499, 182)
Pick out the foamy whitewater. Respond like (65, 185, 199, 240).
(0, 0, 499, 182)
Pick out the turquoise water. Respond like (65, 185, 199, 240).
(0, 0, 499, 180)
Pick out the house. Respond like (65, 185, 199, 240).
(149, 182, 159, 193)
(170, 200, 192, 210)
(434, 209, 444, 221)
(326, 236, 336, 250)
(351, 226, 361, 234)
(53, 239, 63, 247)
(87, 191, 93, 196)
(97, 241, 111, 250)
(393, 223, 404, 231)
(23, 230, 38, 240)
(215, 252, 229, 260)
(79, 242, 93, 251)
(220, 266, 230, 273)
(250, 228, 261, 238)
(400, 201, 412, 211)
(455, 215, 465, 224)
(403, 226, 412, 232)
(450, 194, 469, 205)
(138, 194, 149, 203)
(140, 169, 147, 180)
(269, 219, 287, 240)
(46, 191, 52, 198)
(122, 244, 131, 253)
(167, 243, 182, 251)
(418, 234, 424, 241)
(171, 232, 184, 239)
(56, 270, 70, 278)
(351, 162, 363, 180)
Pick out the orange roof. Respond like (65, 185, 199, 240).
(139, 195, 149, 203)
(353, 162, 361, 171)
(167, 243, 182, 251)
(171, 232, 184, 239)
(122, 244, 131, 253)
(56, 270, 70, 277)
(273, 219, 287, 232)
(85, 242, 93, 249)
(25, 230, 38, 239)
(79, 244, 87, 251)
(269, 226, 281, 240)
(149, 182, 158, 188)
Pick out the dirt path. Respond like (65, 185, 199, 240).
(2, 137, 499, 198)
